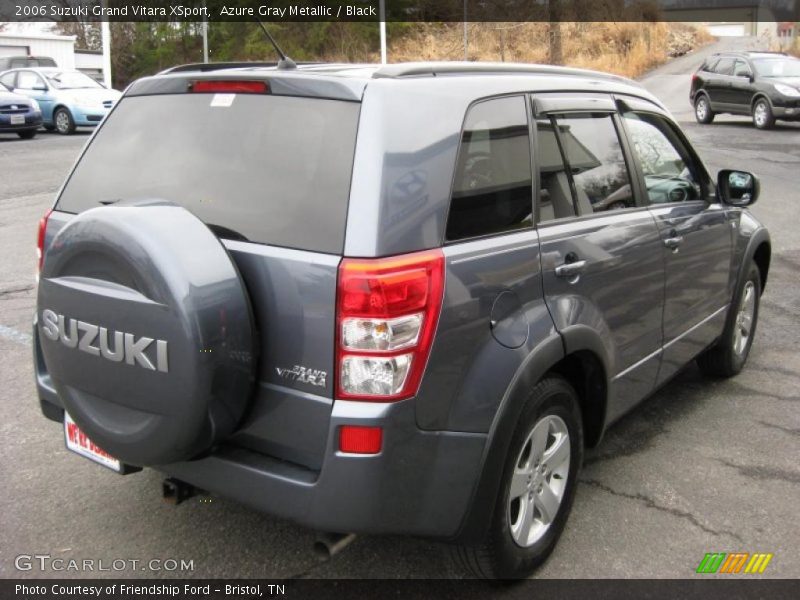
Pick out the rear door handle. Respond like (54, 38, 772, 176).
(555, 260, 587, 278)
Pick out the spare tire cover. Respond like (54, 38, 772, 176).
(37, 201, 256, 466)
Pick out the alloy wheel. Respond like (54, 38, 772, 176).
(733, 280, 756, 356)
(507, 414, 571, 548)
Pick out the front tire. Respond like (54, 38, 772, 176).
(697, 261, 761, 378)
(694, 95, 715, 124)
(54, 107, 76, 135)
(752, 98, 775, 130)
(452, 376, 583, 579)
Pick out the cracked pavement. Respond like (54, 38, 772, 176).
(1, 38, 799, 578)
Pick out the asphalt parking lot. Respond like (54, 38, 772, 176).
(1, 39, 798, 579)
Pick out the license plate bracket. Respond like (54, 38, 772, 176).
(64, 412, 140, 474)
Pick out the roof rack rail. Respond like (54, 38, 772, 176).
(372, 61, 631, 83)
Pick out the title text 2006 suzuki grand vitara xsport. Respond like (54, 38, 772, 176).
(34, 62, 770, 578)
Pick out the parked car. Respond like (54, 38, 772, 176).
(0, 81, 42, 139)
(691, 51, 800, 129)
(0, 67, 120, 134)
(0, 55, 57, 71)
(33, 62, 770, 579)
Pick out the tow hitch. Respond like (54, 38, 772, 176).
(162, 477, 199, 505)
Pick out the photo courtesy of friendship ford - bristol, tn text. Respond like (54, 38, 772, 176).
(0, 0, 798, 598)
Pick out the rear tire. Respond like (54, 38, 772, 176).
(694, 95, 715, 124)
(697, 261, 760, 378)
(17, 129, 37, 139)
(752, 98, 775, 130)
(452, 376, 583, 579)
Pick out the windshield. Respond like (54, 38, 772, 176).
(753, 58, 800, 77)
(44, 71, 103, 89)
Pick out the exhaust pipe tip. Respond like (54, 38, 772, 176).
(314, 532, 356, 561)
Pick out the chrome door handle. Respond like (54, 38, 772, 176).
(555, 260, 587, 278)
(663, 236, 683, 250)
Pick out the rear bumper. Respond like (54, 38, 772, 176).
(34, 323, 487, 539)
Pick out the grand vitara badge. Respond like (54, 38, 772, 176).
(40, 309, 168, 373)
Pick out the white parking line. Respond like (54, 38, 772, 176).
(0, 324, 32, 347)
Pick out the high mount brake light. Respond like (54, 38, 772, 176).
(191, 80, 269, 94)
(37, 208, 52, 274)
(336, 249, 445, 401)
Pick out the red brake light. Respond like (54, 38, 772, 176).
(191, 80, 269, 94)
(336, 249, 445, 401)
(37, 209, 52, 273)
(339, 426, 383, 454)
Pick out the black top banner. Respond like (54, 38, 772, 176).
(1, 0, 798, 23)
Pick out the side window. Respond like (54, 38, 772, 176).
(702, 58, 719, 73)
(446, 96, 533, 241)
(714, 58, 735, 76)
(537, 112, 633, 221)
(0, 72, 16, 89)
(622, 112, 704, 204)
(16, 71, 43, 90)
(733, 60, 752, 78)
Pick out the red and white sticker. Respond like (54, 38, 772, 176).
(64, 412, 122, 472)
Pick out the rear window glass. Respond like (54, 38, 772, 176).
(446, 96, 533, 241)
(57, 93, 360, 254)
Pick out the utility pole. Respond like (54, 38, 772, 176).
(463, 0, 468, 61)
(100, 0, 111, 88)
(202, 0, 208, 63)
(379, 0, 387, 64)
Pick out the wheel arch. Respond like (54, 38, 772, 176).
(452, 332, 610, 544)
(752, 240, 771, 294)
(751, 93, 773, 111)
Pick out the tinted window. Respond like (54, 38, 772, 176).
(446, 96, 533, 241)
(57, 93, 360, 254)
(713, 58, 735, 75)
(702, 58, 719, 72)
(540, 113, 632, 218)
(623, 112, 704, 204)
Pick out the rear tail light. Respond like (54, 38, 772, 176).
(339, 425, 383, 454)
(191, 80, 269, 94)
(36, 208, 52, 275)
(336, 249, 445, 401)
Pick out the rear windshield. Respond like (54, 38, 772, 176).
(57, 93, 360, 254)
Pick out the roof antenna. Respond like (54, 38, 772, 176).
(255, 19, 297, 70)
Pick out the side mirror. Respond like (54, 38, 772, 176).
(718, 169, 759, 207)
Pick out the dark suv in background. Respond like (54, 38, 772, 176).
(691, 51, 800, 129)
(34, 61, 770, 578)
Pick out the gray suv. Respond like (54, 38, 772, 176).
(33, 62, 771, 578)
